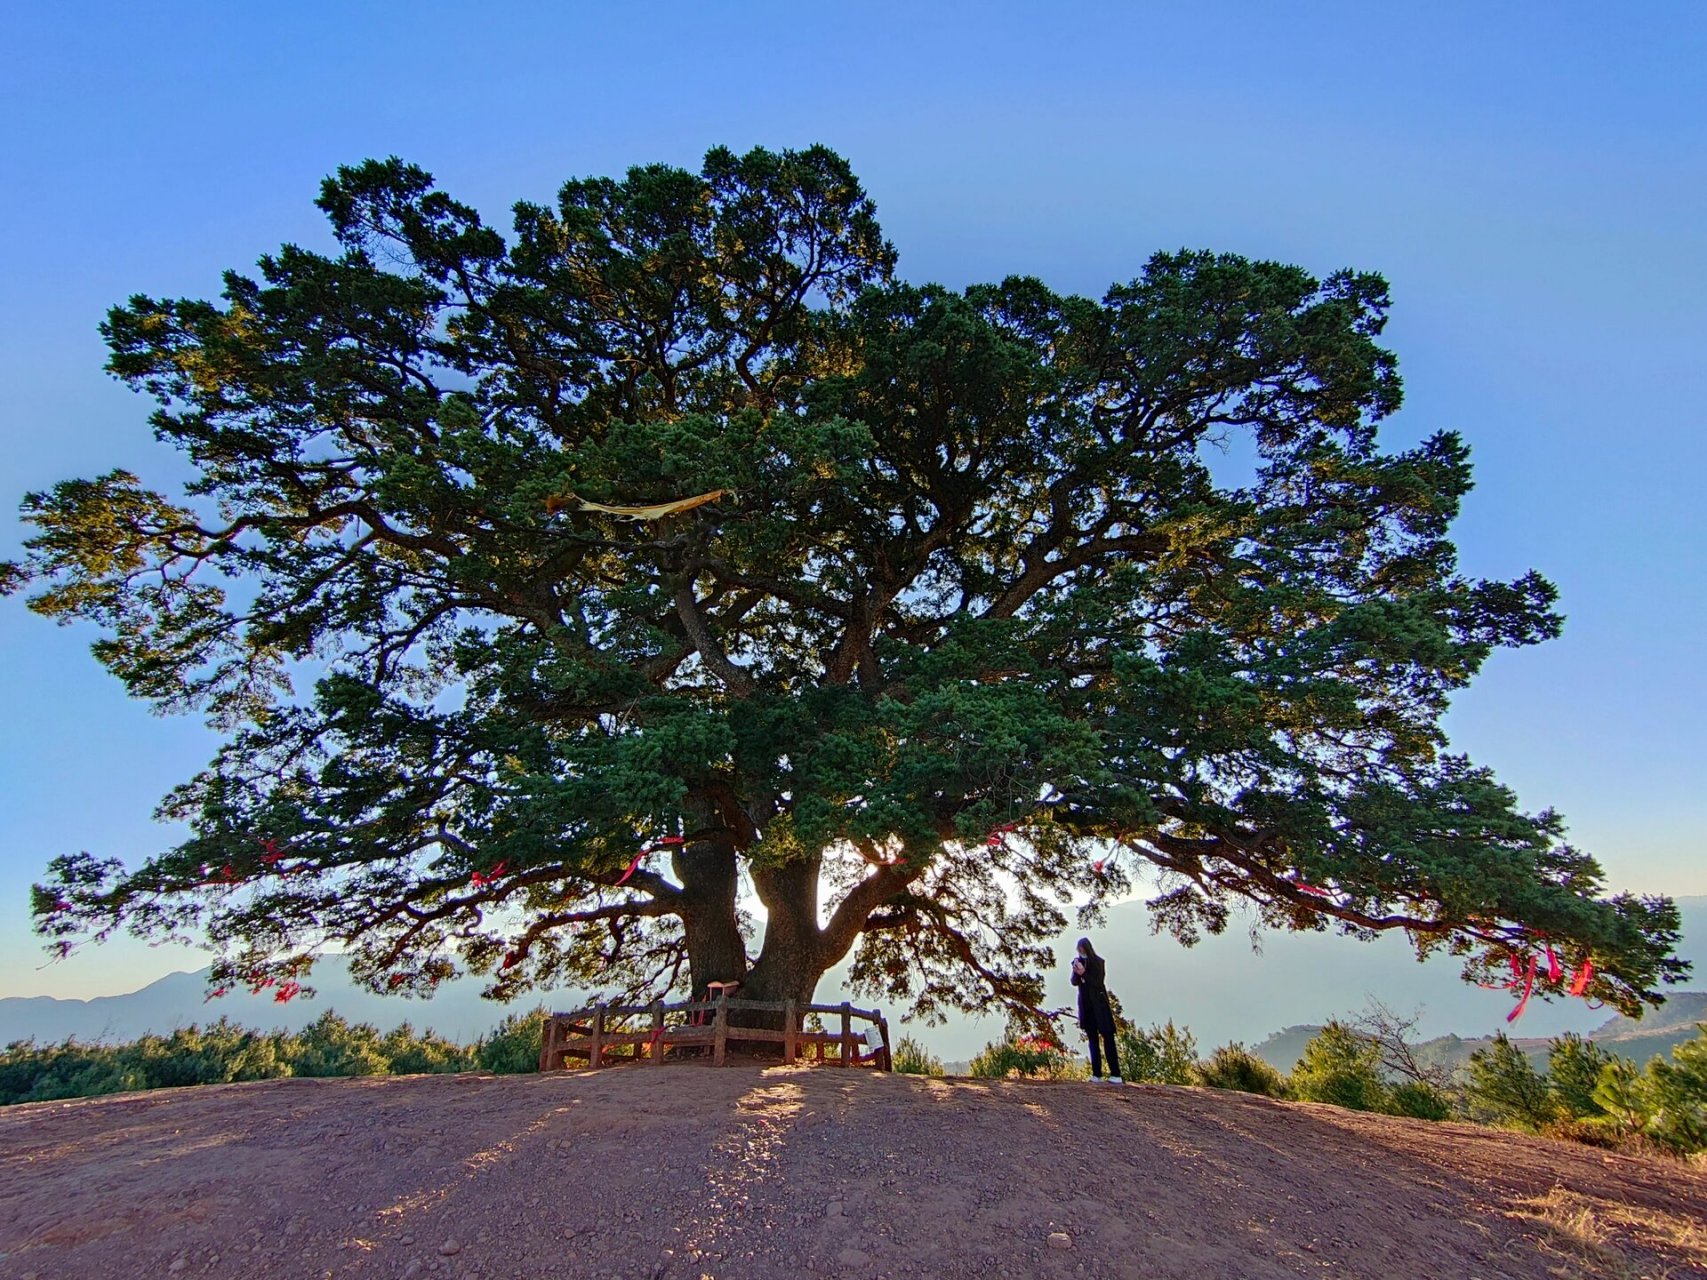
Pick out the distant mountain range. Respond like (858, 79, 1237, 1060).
(1252, 989, 1707, 1076)
(0, 959, 584, 1047)
(6, 897, 1702, 1064)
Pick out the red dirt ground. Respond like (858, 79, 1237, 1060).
(2, 1065, 1703, 1279)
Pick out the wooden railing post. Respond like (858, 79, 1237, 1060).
(589, 1005, 605, 1069)
(840, 1001, 853, 1067)
(713, 990, 729, 1066)
(650, 1000, 666, 1065)
(539, 1016, 556, 1072)
(784, 999, 798, 1065)
(880, 1016, 892, 1071)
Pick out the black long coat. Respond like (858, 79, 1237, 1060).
(1071, 953, 1116, 1036)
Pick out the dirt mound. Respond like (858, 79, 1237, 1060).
(2, 1066, 1702, 1279)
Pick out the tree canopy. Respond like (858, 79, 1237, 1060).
(7, 144, 1685, 1025)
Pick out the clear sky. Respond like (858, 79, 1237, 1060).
(2, 2, 1703, 1000)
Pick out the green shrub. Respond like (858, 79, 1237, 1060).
(1117, 1020, 1198, 1086)
(476, 1007, 547, 1074)
(1547, 1033, 1612, 1120)
(1384, 1081, 1452, 1121)
(285, 1013, 390, 1078)
(1194, 1044, 1286, 1097)
(1592, 1058, 1650, 1131)
(1, 1008, 548, 1107)
(1642, 1027, 1707, 1154)
(969, 1033, 1083, 1080)
(28, 1055, 147, 1103)
(1289, 1022, 1385, 1112)
(892, 1036, 945, 1076)
(381, 1023, 476, 1075)
(1467, 1034, 1557, 1130)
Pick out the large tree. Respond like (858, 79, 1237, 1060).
(6, 145, 1685, 1026)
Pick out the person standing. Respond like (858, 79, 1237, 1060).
(1071, 937, 1122, 1083)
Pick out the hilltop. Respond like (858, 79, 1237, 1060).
(1, 1065, 1702, 1279)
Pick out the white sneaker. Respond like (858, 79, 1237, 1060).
(1108, 1076, 1124, 1085)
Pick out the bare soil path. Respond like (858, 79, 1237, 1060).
(2, 1065, 1703, 1279)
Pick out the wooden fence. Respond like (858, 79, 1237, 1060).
(539, 994, 892, 1072)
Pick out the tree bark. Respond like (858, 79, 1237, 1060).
(673, 837, 747, 999)
(735, 855, 831, 1028)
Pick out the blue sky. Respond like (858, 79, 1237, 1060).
(2, 2, 1703, 1000)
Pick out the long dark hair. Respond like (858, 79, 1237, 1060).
(1076, 937, 1099, 960)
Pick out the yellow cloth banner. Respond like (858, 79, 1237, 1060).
(546, 488, 729, 520)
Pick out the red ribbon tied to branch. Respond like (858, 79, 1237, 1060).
(1568, 959, 1594, 997)
(258, 838, 304, 875)
(1505, 956, 1538, 1023)
(470, 861, 508, 889)
(986, 823, 1018, 849)
(616, 836, 687, 886)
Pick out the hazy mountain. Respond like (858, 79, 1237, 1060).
(6, 898, 1701, 1063)
(1251, 989, 1707, 1076)
(0, 958, 582, 1046)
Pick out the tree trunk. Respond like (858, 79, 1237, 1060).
(673, 837, 747, 999)
(737, 856, 833, 1028)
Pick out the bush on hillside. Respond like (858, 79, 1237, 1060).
(1194, 1044, 1287, 1097)
(1289, 1022, 1386, 1112)
(1118, 1020, 1198, 1086)
(1547, 1033, 1612, 1120)
(381, 1022, 477, 1075)
(0, 1015, 498, 1105)
(970, 1033, 1084, 1080)
(476, 1007, 547, 1074)
(893, 1036, 945, 1076)
(1467, 1034, 1558, 1130)
(1640, 1027, 1707, 1154)
(286, 1013, 391, 1078)
(1384, 1081, 1453, 1121)
(1592, 1057, 1650, 1131)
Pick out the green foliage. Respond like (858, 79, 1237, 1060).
(1383, 1081, 1452, 1121)
(1289, 1021, 1386, 1112)
(381, 1022, 477, 1075)
(1117, 1020, 1198, 1086)
(286, 1013, 390, 1078)
(1641, 1025, 1707, 1153)
(892, 1035, 945, 1076)
(1194, 1044, 1287, 1097)
(475, 1007, 547, 1075)
(1467, 1034, 1558, 1130)
(1547, 1032, 1612, 1120)
(6, 144, 1686, 1023)
(1592, 1058, 1651, 1131)
(0, 1015, 488, 1106)
(1552, 1028, 1707, 1156)
(969, 1032, 1084, 1080)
